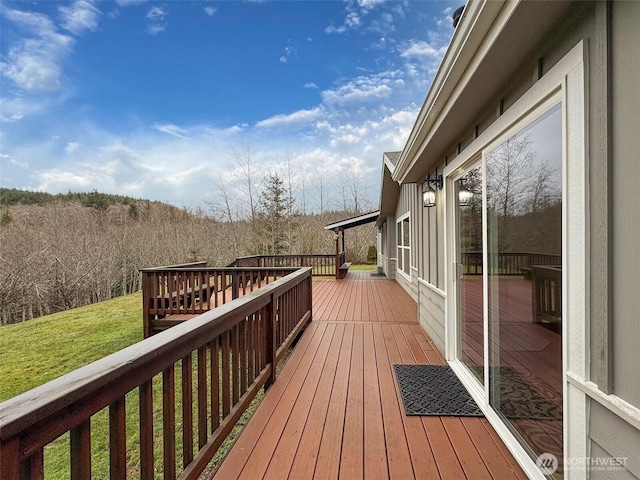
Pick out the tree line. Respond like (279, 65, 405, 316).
(0, 190, 376, 325)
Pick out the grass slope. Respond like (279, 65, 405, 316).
(0, 292, 143, 401)
(0, 291, 266, 478)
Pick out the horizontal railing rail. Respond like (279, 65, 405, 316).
(0, 267, 312, 480)
(229, 254, 338, 277)
(462, 252, 562, 276)
(141, 266, 298, 337)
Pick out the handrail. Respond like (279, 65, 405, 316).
(230, 254, 338, 277)
(462, 252, 561, 275)
(141, 266, 299, 337)
(0, 267, 313, 480)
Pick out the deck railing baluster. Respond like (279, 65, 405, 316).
(109, 397, 126, 480)
(162, 365, 176, 480)
(0, 267, 311, 480)
(139, 380, 154, 479)
(197, 346, 208, 449)
(71, 420, 91, 480)
(182, 354, 194, 467)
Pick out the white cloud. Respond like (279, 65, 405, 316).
(304, 82, 318, 89)
(0, 9, 75, 92)
(0, 153, 28, 169)
(326, 0, 390, 34)
(204, 7, 217, 17)
(1, 111, 25, 123)
(115, 0, 148, 6)
(345, 11, 361, 28)
(279, 45, 296, 64)
(256, 107, 322, 129)
(325, 24, 347, 34)
(65, 142, 80, 154)
(321, 72, 400, 106)
(153, 123, 190, 139)
(146, 6, 167, 35)
(59, 0, 101, 35)
(400, 40, 446, 60)
(357, 0, 386, 11)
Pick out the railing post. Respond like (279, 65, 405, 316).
(1, 439, 20, 480)
(142, 272, 151, 338)
(265, 293, 277, 390)
(231, 272, 239, 300)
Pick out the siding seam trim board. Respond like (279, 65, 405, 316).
(417, 277, 447, 298)
(567, 372, 640, 432)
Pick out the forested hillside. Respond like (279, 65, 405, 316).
(0, 188, 376, 325)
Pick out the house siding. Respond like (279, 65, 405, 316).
(383, 2, 640, 475)
(610, 0, 640, 409)
(589, 402, 640, 479)
(393, 183, 419, 300)
(404, 2, 640, 476)
(418, 280, 445, 353)
(420, 185, 445, 291)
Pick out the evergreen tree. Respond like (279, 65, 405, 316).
(258, 173, 290, 255)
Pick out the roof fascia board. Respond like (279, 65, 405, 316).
(383, 155, 397, 176)
(324, 211, 380, 231)
(394, 0, 519, 183)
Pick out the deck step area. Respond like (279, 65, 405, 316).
(150, 313, 201, 331)
(338, 262, 351, 279)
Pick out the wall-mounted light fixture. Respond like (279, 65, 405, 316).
(458, 181, 474, 207)
(422, 171, 443, 208)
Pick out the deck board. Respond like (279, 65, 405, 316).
(212, 271, 527, 479)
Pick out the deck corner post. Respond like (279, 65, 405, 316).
(142, 271, 151, 339)
(0, 438, 20, 480)
(265, 293, 277, 389)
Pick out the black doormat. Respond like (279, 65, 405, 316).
(394, 364, 562, 420)
(394, 365, 482, 416)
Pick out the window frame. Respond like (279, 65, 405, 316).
(396, 212, 411, 280)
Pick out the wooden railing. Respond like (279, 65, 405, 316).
(230, 254, 338, 277)
(141, 266, 297, 337)
(462, 252, 562, 275)
(0, 267, 312, 480)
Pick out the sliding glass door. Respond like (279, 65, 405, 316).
(453, 104, 564, 476)
(455, 164, 484, 384)
(486, 105, 563, 471)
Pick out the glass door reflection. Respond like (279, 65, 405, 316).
(456, 165, 484, 383)
(486, 105, 563, 475)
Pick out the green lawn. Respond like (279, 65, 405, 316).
(349, 263, 377, 271)
(0, 293, 146, 478)
(0, 291, 270, 478)
(0, 292, 143, 401)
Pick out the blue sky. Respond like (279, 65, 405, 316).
(1, 0, 457, 211)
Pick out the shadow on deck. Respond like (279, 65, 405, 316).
(213, 271, 527, 479)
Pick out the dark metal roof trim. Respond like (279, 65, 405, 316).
(324, 210, 380, 231)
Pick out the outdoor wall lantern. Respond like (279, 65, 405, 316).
(423, 172, 442, 208)
(458, 181, 474, 207)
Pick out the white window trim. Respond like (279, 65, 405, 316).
(443, 41, 588, 479)
(396, 212, 411, 281)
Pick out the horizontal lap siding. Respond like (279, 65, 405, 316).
(418, 282, 445, 354)
(589, 402, 640, 479)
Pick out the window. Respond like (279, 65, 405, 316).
(396, 214, 410, 277)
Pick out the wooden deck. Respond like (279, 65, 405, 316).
(212, 271, 527, 479)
